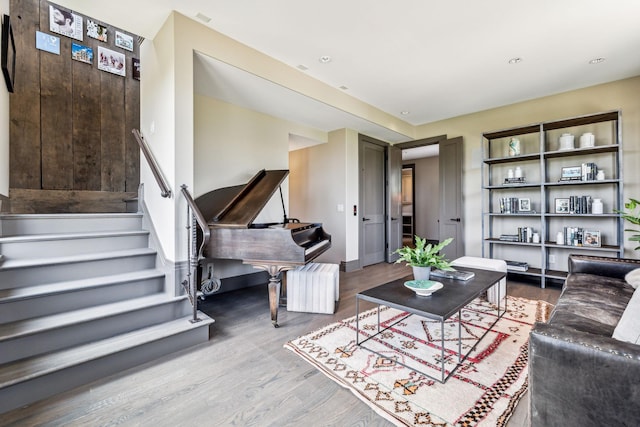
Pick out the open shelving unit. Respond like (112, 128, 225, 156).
(481, 111, 623, 288)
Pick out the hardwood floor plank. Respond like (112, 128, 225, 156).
(1, 263, 560, 426)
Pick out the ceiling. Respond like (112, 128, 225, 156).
(54, 0, 640, 147)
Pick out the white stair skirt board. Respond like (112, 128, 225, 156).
(286, 263, 339, 314)
(451, 256, 507, 305)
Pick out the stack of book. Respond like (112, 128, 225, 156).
(506, 260, 529, 272)
(499, 227, 534, 243)
(504, 177, 526, 185)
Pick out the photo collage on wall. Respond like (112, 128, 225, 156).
(35, 3, 140, 79)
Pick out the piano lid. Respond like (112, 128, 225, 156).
(195, 169, 289, 228)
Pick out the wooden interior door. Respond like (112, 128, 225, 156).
(359, 137, 386, 267)
(439, 136, 464, 260)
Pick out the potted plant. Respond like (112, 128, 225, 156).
(394, 236, 454, 279)
(616, 198, 640, 250)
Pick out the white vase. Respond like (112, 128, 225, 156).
(412, 266, 431, 280)
(592, 198, 603, 214)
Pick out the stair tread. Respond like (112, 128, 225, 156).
(0, 213, 143, 220)
(0, 294, 184, 340)
(0, 229, 149, 243)
(0, 269, 164, 302)
(0, 248, 156, 270)
(0, 313, 214, 388)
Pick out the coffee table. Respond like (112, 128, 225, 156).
(355, 267, 506, 383)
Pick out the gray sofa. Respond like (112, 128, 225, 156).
(529, 254, 640, 427)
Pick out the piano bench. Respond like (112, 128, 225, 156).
(286, 263, 339, 314)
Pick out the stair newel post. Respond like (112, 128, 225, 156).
(187, 211, 201, 323)
(180, 185, 205, 324)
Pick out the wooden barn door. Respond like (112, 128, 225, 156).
(7, 0, 140, 213)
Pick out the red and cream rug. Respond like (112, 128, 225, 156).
(284, 296, 553, 426)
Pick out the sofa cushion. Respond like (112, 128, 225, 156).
(626, 268, 640, 289)
(549, 273, 634, 336)
(613, 287, 640, 344)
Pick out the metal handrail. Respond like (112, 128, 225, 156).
(180, 185, 210, 323)
(132, 129, 172, 198)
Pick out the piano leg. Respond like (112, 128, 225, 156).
(268, 273, 281, 328)
(250, 264, 293, 328)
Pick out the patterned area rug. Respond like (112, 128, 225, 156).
(284, 296, 553, 426)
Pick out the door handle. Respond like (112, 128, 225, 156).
(450, 218, 461, 222)
(362, 217, 371, 222)
(390, 217, 398, 221)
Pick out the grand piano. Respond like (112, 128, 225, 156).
(195, 169, 331, 327)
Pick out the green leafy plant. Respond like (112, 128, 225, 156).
(616, 198, 640, 250)
(394, 236, 454, 270)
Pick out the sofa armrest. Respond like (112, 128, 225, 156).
(568, 254, 640, 280)
(529, 322, 640, 426)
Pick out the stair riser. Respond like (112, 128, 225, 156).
(0, 254, 157, 289)
(0, 233, 150, 259)
(0, 325, 210, 414)
(0, 276, 165, 323)
(0, 301, 192, 364)
(0, 214, 143, 236)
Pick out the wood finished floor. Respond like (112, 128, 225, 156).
(2, 263, 561, 427)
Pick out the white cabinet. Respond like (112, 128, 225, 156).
(481, 111, 623, 288)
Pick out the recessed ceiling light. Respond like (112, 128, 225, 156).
(589, 57, 606, 64)
(195, 12, 211, 23)
(400, 111, 410, 115)
(319, 55, 332, 64)
(508, 57, 522, 64)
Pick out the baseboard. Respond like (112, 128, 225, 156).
(341, 259, 361, 273)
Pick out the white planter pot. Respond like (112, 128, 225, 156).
(412, 266, 431, 280)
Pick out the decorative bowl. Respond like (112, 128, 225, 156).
(404, 279, 443, 297)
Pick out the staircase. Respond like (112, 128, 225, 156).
(0, 213, 214, 414)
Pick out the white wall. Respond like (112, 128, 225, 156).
(0, 0, 10, 198)
(194, 95, 329, 277)
(289, 128, 356, 265)
(415, 76, 640, 257)
(140, 11, 409, 265)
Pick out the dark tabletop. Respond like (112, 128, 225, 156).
(357, 267, 506, 321)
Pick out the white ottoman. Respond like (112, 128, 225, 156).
(286, 263, 339, 314)
(451, 256, 507, 304)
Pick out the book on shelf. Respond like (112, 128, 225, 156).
(506, 260, 529, 272)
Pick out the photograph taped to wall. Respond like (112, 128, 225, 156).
(49, 5, 83, 41)
(132, 58, 140, 80)
(36, 31, 60, 55)
(115, 31, 133, 51)
(87, 19, 107, 42)
(98, 46, 125, 76)
(72, 42, 93, 64)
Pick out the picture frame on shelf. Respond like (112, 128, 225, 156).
(518, 198, 531, 212)
(583, 230, 601, 247)
(560, 166, 582, 181)
(555, 198, 570, 213)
